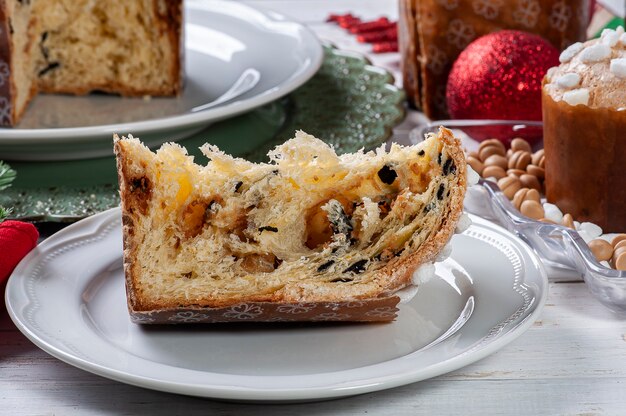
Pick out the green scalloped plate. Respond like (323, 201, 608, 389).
(1, 45, 405, 222)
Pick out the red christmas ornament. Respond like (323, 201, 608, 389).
(446, 30, 560, 124)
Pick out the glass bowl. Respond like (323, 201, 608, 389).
(412, 119, 626, 314)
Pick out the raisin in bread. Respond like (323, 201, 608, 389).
(0, 0, 183, 126)
(114, 127, 467, 323)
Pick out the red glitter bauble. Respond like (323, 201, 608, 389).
(446, 30, 560, 123)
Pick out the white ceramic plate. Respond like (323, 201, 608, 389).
(0, 0, 323, 161)
(5, 209, 547, 402)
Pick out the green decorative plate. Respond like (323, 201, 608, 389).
(1, 45, 405, 222)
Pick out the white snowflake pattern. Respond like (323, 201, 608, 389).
(277, 304, 313, 314)
(0, 61, 9, 87)
(223, 303, 263, 320)
(550, 1, 572, 32)
(512, 0, 541, 28)
(168, 311, 209, 323)
(447, 19, 475, 50)
(0, 97, 11, 125)
(268, 316, 296, 322)
(314, 312, 351, 321)
(436, 0, 459, 10)
(132, 314, 157, 324)
(346, 301, 365, 309)
(426, 44, 448, 75)
(364, 307, 397, 319)
(472, 0, 504, 20)
(420, 12, 439, 36)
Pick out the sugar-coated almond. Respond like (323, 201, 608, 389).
(613, 240, 626, 252)
(482, 165, 507, 180)
(520, 200, 544, 220)
(479, 139, 505, 152)
(498, 175, 522, 199)
(613, 246, 626, 262)
(520, 174, 541, 192)
(588, 239, 613, 262)
(484, 154, 508, 170)
(512, 188, 530, 210)
(511, 138, 532, 153)
(479, 145, 505, 162)
(538, 155, 545, 168)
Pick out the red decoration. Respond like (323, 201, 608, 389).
(0, 220, 39, 284)
(327, 13, 398, 54)
(446, 30, 560, 124)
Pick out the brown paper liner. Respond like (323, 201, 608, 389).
(129, 297, 401, 324)
(542, 91, 626, 233)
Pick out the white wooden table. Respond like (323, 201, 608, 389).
(3, 1, 626, 414)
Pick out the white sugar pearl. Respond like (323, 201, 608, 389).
(562, 88, 590, 106)
(601, 28, 620, 47)
(579, 222, 603, 239)
(466, 164, 480, 186)
(600, 261, 611, 268)
(412, 263, 435, 285)
(579, 44, 612, 63)
(546, 66, 558, 81)
(574, 221, 581, 229)
(616, 26, 625, 36)
(436, 243, 453, 262)
(610, 58, 626, 79)
(456, 212, 472, 234)
(577, 230, 593, 243)
(559, 42, 584, 63)
(556, 73, 581, 89)
(621, 33, 626, 46)
(543, 202, 564, 223)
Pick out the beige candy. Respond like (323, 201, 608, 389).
(484, 154, 508, 170)
(526, 164, 545, 180)
(615, 253, 626, 271)
(467, 156, 484, 175)
(511, 138, 532, 153)
(498, 175, 523, 199)
(507, 168, 526, 177)
(588, 239, 614, 262)
(611, 234, 626, 247)
(525, 188, 541, 203)
(613, 240, 626, 252)
(482, 165, 507, 180)
(520, 174, 542, 192)
(509, 150, 532, 170)
(512, 188, 530, 210)
(561, 213, 575, 229)
(520, 200, 544, 220)
(532, 149, 545, 166)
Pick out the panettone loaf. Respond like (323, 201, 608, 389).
(0, 0, 183, 126)
(114, 127, 467, 323)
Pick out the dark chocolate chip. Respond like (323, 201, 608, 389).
(38, 62, 60, 77)
(424, 201, 436, 213)
(259, 226, 278, 233)
(418, 150, 425, 156)
(377, 164, 397, 185)
(437, 152, 443, 165)
(234, 181, 243, 192)
(437, 183, 445, 200)
(130, 177, 149, 193)
(317, 260, 335, 272)
(343, 259, 368, 274)
(395, 248, 405, 257)
(442, 158, 456, 175)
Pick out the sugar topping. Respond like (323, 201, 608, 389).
(621, 33, 626, 46)
(555, 73, 581, 89)
(559, 42, 584, 63)
(562, 88, 590, 106)
(601, 28, 620, 47)
(611, 58, 626, 79)
(579, 43, 612, 63)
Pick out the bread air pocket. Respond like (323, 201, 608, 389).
(114, 127, 467, 323)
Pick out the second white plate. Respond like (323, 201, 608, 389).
(6, 209, 547, 402)
(0, 0, 323, 161)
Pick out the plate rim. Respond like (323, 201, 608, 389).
(5, 209, 548, 402)
(0, 0, 323, 143)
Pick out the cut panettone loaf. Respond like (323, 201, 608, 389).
(114, 127, 467, 323)
(0, 0, 183, 126)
